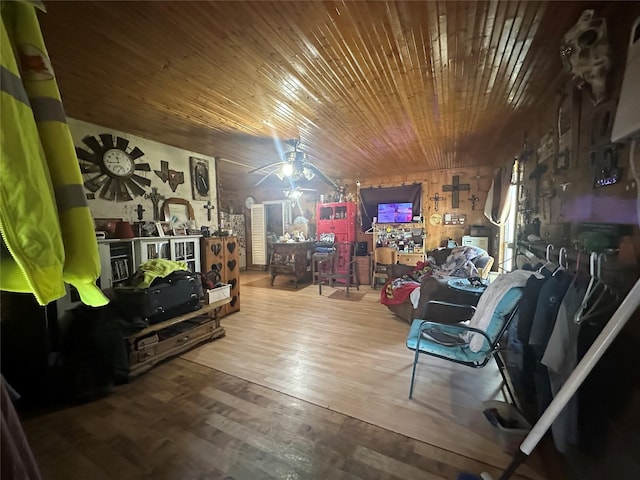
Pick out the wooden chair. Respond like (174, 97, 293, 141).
(318, 242, 360, 297)
(406, 281, 524, 402)
(371, 247, 397, 288)
(312, 250, 335, 285)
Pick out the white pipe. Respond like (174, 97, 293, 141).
(520, 277, 640, 454)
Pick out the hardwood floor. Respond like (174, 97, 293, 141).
(20, 271, 565, 480)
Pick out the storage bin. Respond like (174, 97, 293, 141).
(206, 284, 231, 304)
(483, 400, 531, 455)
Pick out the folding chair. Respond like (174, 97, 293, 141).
(406, 285, 523, 403)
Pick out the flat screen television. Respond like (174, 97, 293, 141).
(377, 202, 413, 223)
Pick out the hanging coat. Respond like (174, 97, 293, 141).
(0, 1, 108, 306)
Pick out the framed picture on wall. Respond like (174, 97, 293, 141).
(190, 157, 210, 201)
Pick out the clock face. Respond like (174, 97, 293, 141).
(103, 148, 134, 177)
(76, 134, 151, 202)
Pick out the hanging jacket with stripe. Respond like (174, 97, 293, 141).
(0, 1, 108, 306)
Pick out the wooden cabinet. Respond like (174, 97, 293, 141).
(316, 202, 356, 243)
(201, 236, 240, 317)
(136, 236, 201, 273)
(355, 256, 371, 285)
(269, 242, 314, 287)
(128, 297, 230, 377)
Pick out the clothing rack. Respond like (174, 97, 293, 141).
(495, 277, 640, 479)
(518, 242, 640, 295)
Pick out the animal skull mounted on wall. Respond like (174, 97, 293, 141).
(560, 9, 611, 105)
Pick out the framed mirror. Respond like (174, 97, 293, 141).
(162, 197, 195, 223)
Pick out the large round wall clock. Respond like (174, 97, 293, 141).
(76, 133, 151, 202)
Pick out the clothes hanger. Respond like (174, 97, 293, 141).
(536, 244, 556, 273)
(580, 253, 620, 322)
(551, 247, 570, 277)
(574, 251, 599, 324)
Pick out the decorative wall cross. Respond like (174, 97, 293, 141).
(136, 203, 145, 220)
(469, 195, 480, 210)
(204, 200, 215, 221)
(144, 187, 165, 221)
(430, 192, 443, 211)
(442, 175, 470, 209)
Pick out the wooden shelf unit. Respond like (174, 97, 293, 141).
(373, 222, 426, 266)
(128, 297, 231, 377)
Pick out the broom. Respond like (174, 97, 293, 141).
(459, 277, 640, 480)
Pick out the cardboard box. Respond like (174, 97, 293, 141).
(206, 284, 230, 304)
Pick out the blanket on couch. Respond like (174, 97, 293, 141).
(380, 261, 434, 305)
(379, 246, 483, 307)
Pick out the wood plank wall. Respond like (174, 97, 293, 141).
(356, 166, 497, 252)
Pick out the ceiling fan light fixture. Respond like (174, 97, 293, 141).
(281, 163, 294, 177)
(302, 167, 315, 180)
(285, 151, 307, 162)
(285, 189, 303, 199)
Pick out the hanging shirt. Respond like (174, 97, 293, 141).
(528, 269, 572, 416)
(541, 279, 588, 452)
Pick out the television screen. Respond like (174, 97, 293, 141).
(377, 202, 413, 223)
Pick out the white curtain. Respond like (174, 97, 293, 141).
(484, 160, 515, 226)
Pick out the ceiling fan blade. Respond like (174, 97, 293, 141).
(134, 162, 151, 171)
(129, 146, 145, 160)
(254, 169, 279, 186)
(76, 147, 99, 163)
(81, 135, 102, 153)
(249, 161, 285, 174)
(306, 164, 337, 190)
(132, 173, 151, 187)
(124, 178, 146, 197)
(115, 136, 129, 151)
(99, 133, 114, 149)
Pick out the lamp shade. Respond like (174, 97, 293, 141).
(115, 221, 135, 239)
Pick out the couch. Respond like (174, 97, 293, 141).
(381, 246, 494, 323)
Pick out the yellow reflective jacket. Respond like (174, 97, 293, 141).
(0, 1, 108, 306)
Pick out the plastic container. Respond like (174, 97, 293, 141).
(206, 284, 231, 304)
(483, 400, 531, 455)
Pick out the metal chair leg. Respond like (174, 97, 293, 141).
(494, 351, 517, 407)
(409, 348, 421, 399)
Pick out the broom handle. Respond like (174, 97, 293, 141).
(519, 277, 640, 455)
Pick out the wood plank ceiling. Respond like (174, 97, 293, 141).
(38, 1, 605, 194)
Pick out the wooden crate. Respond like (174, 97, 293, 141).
(355, 255, 371, 286)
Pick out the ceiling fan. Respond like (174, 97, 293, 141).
(249, 139, 337, 190)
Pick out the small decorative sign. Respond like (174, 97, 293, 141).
(537, 130, 555, 164)
(443, 213, 466, 225)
